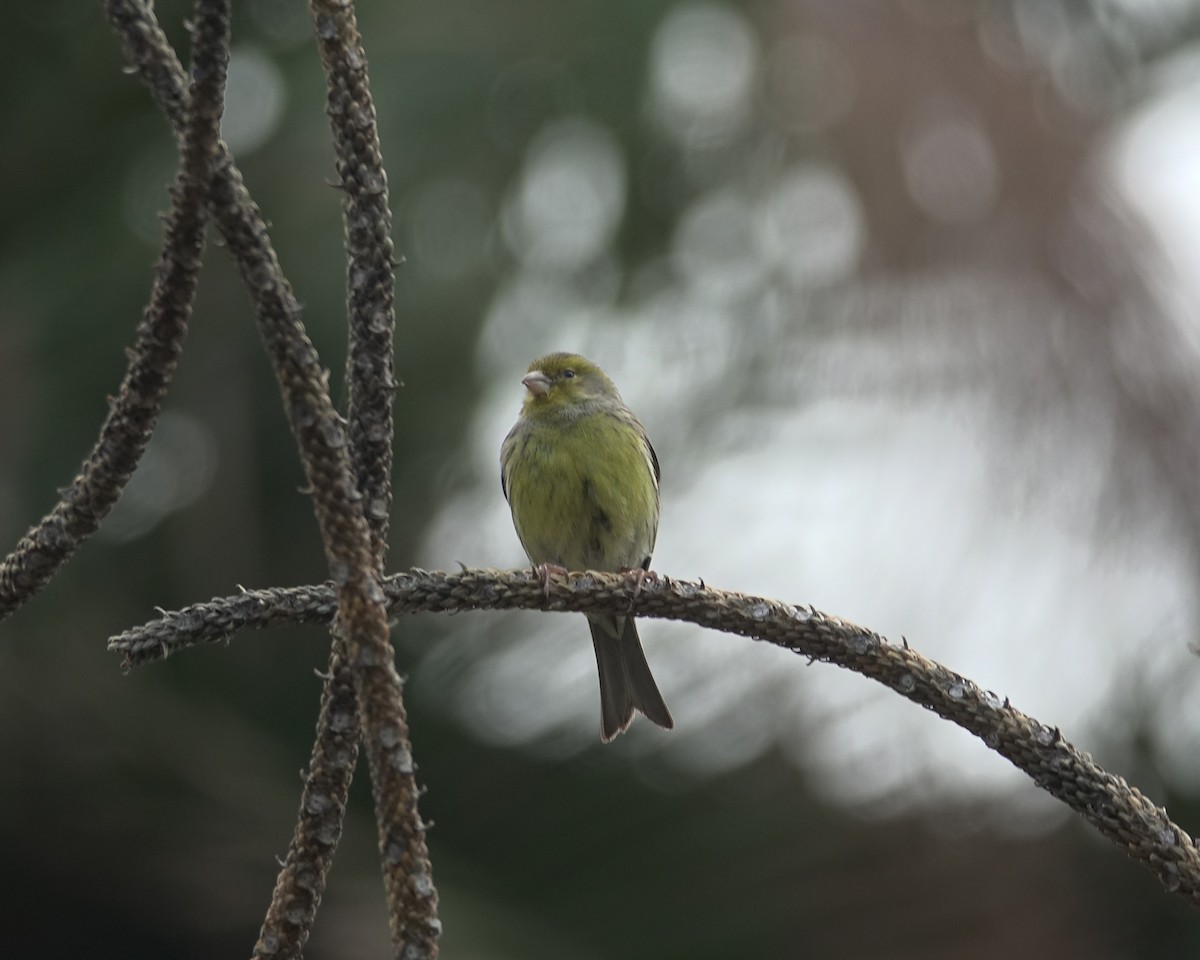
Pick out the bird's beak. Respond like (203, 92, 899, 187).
(522, 370, 551, 397)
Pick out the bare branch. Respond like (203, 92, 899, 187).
(254, 644, 359, 959)
(101, 1, 424, 954)
(257, 1, 405, 948)
(111, 566, 1200, 911)
(98, 5, 361, 955)
(305, 4, 434, 955)
(311, 0, 397, 568)
(0, 0, 229, 620)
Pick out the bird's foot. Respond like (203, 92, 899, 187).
(534, 563, 569, 598)
(618, 566, 659, 600)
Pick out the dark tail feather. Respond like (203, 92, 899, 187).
(589, 617, 674, 742)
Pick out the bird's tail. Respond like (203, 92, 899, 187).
(589, 615, 674, 742)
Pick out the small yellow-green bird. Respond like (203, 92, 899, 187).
(501, 352, 674, 741)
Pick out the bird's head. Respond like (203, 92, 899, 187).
(519, 352, 619, 416)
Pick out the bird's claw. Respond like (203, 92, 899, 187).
(618, 566, 659, 601)
(534, 563, 569, 598)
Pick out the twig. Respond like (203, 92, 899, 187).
(307, 4, 435, 955)
(254, 643, 360, 959)
(101, 3, 430, 956)
(111, 566, 1200, 911)
(310, 0, 397, 568)
(0, 0, 227, 621)
(259, 0, 405, 947)
(101, 4, 366, 956)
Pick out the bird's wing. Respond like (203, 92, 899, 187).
(499, 422, 521, 504)
(644, 431, 661, 486)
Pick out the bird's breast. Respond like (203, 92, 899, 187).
(504, 415, 657, 572)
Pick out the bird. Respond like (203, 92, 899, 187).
(500, 352, 674, 741)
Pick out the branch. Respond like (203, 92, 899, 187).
(305, 3, 435, 956)
(99, 4, 358, 957)
(112, 566, 1200, 911)
(0, 0, 228, 620)
(97, 5, 427, 956)
(255, 642, 360, 960)
(311, 0, 397, 568)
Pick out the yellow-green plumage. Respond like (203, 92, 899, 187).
(501, 352, 673, 741)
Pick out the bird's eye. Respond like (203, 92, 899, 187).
(562, 369, 576, 379)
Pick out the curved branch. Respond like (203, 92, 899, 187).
(311, 0, 397, 568)
(112, 566, 1200, 911)
(100, 3, 427, 955)
(101, 4, 374, 955)
(99, 5, 423, 957)
(304, 3, 432, 956)
(0, 0, 229, 620)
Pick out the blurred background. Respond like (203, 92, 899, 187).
(3, 0, 1200, 955)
